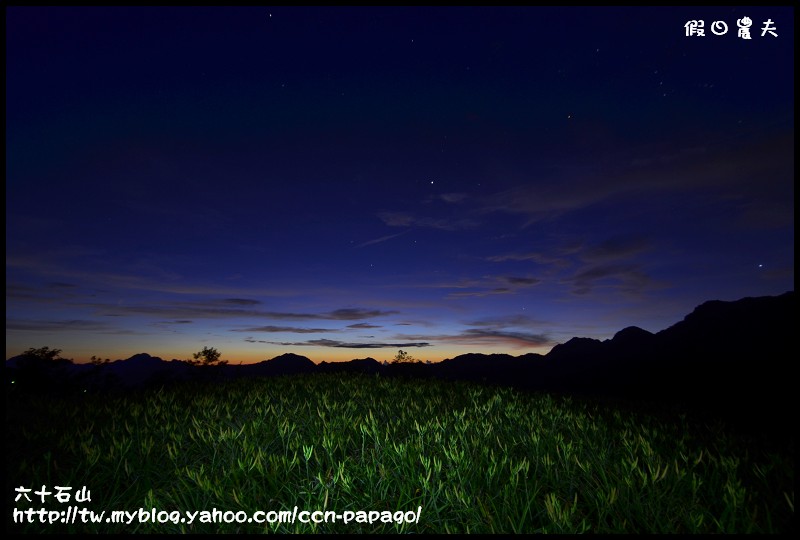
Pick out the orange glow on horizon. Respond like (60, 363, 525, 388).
(60, 343, 555, 366)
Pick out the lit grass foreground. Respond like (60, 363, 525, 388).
(6, 374, 794, 533)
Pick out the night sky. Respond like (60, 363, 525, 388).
(6, 6, 794, 364)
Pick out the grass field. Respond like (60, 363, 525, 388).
(6, 373, 795, 533)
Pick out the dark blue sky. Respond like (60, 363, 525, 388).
(6, 6, 794, 363)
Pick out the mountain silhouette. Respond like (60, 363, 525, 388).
(243, 353, 316, 377)
(610, 326, 654, 346)
(6, 291, 794, 437)
(317, 357, 383, 374)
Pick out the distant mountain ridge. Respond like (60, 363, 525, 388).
(6, 291, 794, 433)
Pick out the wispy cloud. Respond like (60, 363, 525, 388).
(487, 236, 652, 296)
(456, 329, 552, 347)
(439, 193, 468, 204)
(308, 339, 431, 349)
(433, 274, 541, 299)
(464, 314, 547, 328)
(48, 282, 78, 289)
(486, 251, 572, 268)
(245, 338, 431, 349)
(410, 274, 540, 294)
(269, 309, 400, 321)
(6, 255, 309, 297)
(448, 287, 512, 298)
(378, 211, 479, 231)
(504, 276, 541, 286)
(480, 135, 793, 228)
(564, 263, 651, 296)
(223, 298, 262, 306)
(77, 301, 399, 322)
(355, 230, 410, 248)
(96, 304, 260, 319)
(232, 326, 337, 334)
(582, 236, 650, 262)
(6, 319, 142, 334)
(347, 323, 382, 329)
(397, 329, 553, 349)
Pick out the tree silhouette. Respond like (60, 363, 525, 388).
(19, 346, 73, 369)
(13, 346, 74, 392)
(90, 355, 111, 366)
(392, 349, 416, 364)
(190, 346, 228, 366)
